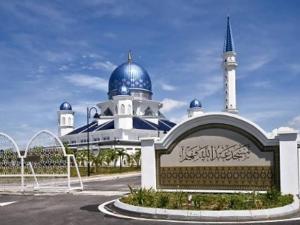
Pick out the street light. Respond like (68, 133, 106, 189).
(86, 106, 100, 176)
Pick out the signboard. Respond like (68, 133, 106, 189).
(157, 126, 279, 190)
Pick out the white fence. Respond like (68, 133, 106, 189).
(0, 130, 83, 192)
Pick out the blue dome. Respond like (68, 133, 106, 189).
(190, 99, 202, 108)
(108, 61, 152, 98)
(60, 102, 72, 110)
(117, 84, 130, 95)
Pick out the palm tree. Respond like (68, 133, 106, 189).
(132, 149, 141, 167)
(115, 148, 129, 170)
(125, 154, 135, 167)
(92, 150, 106, 172)
(102, 149, 117, 167)
(75, 150, 88, 167)
(63, 142, 74, 155)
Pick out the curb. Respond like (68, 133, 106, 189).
(112, 197, 299, 222)
(80, 172, 140, 183)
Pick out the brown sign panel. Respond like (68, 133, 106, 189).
(156, 125, 279, 191)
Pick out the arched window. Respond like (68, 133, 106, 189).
(121, 104, 125, 114)
(115, 106, 118, 114)
(62, 117, 66, 125)
(128, 104, 132, 115)
(144, 107, 154, 116)
(68, 117, 71, 125)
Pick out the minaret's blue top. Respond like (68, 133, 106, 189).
(224, 16, 235, 52)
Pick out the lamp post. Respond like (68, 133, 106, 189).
(86, 106, 99, 176)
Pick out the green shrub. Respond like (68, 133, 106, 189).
(127, 185, 154, 206)
(229, 195, 247, 209)
(172, 191, 185, 209)
(121, 188, 294, 210)
(156, 192, 170, 208)
(266, 187, 281, 202)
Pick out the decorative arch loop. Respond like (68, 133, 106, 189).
(157, 112, 277, 150)
(0, 132, 21, 157)
(24, 130, 66, 158)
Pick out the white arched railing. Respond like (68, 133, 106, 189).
(0, 130, 82, 192)
(0, 132, 23, 191)
(23, 130, 83, 191)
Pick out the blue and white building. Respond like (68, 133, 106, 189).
(58, 51, 176, 152)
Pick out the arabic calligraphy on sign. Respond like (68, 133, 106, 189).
(179, 144, 251, 162)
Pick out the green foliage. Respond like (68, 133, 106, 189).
(229, 194, 246, 210)
(266, 187, 281, 202)
(121, 188, 294, 210)
(70, 166, 140, 177)
(132, 149, 141, 167)
(63, 142, 74, 154)
(156, 192, 170, 208)
(127, 185, 154, 206)
(172, 191, 185, 209)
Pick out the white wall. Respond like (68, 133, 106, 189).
(277, 128, 299, 195)
(141, 138, 156, 189)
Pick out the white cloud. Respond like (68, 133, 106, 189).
(288, 115, 300, 130)
(45, 51, 73, 62)
(289, 63, 300, 74)
(169, 114, 188, 124)
(160, 83, 176, 91)
(92, 60, 117, 71)
(103, 32, 117, 39)
(160, 98, 187, 113)
(242, 54, 273, 73)
(196, 75, 223, 97)
(251, 80, 271, 88)
(59, 65, 69, 71)
(72, 100, 100, 115)
(243, 110, 288, 124)
(64, 74, 107, 91)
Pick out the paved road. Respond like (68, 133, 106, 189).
(83, 174, 140, 191)
(1, 175, 300, 225)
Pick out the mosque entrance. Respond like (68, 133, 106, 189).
(0, 131, 82, 192)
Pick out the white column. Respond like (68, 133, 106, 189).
(141, 138, 157, 190)
(277, 127, 299, 195)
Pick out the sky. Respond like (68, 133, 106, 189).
(0, 0, 300, 146)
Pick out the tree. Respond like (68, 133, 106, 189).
(102, 149, 118, 167)
(125, 154, 135, 167)
(92, 150, 106, 172)
(63, 142, 74, 155)
(75, 150, 88, 167)
(115, 148, 129, 169)
(132, 149, 141, 167)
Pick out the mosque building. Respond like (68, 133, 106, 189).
(58, 51, 177, 153)
(57, 16, 237, 153)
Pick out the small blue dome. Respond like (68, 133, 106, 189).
(108, 61, 152, 98)
(60, 102, 72, 110)
(117, 84, 130, 95)
(190, 99, 202, 108)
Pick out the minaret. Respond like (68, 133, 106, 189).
(58, 102, 75, 137)
(113, 84, 133, 130)
(223, 16, 238, 113)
